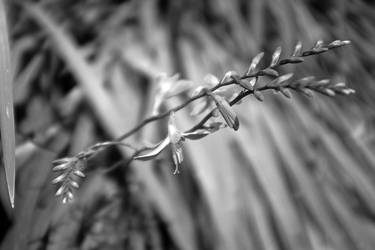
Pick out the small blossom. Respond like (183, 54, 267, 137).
(135, 112, 188, 173)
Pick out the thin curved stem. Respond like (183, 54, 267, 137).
(114, 43, 347, 141)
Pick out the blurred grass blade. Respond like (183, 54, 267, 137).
(0, 0, 15, 208)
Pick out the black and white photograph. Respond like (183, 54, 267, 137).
(0, 0, 374, 249)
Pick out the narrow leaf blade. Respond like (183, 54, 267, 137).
(0, 1, 15, 208)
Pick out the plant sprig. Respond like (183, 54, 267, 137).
(52, 40, 354, 203)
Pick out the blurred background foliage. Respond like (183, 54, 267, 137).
(1, 0, 375, 249)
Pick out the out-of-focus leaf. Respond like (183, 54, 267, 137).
(23, 3, 127, 137)
(0, 0, 15, 208)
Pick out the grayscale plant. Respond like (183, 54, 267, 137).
(51, 40, 355, 203)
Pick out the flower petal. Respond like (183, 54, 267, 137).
(168, 112, 183, 144)
(134, 137, 171, 161)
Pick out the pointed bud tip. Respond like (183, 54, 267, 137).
(233, 118, 240, 131)
(7, 188, 14, 208)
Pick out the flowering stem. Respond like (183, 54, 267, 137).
(115, 41, 349, 142)
(51, 40, 354, 198)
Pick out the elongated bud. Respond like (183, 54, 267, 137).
(247, 52, 264, 75)
(232, 75, 256, 91)
(334, 82, 346, 88)
(316, 79, 330, 86)
(302, 47, 328, 56)
(220, 71, 240, 84)
(292, 41, 302, 57)
(73, 170, 85, 178)
(340, 88, 355, 95)
(259, 68, 279, 77)
(324, 89, 336, 96)
(253, 90, 264, 101)
(52, 158, 71, 165)
(268, 73, 294, 87)
(294, 76, 315, 88)
(238, 79, 254, 91)
(55, 186, 65, 196)
(270, 46, 282, 67)
(279, 57, 304, 65)
(52, 174, 66, 184)
(313, 40, 324, 49)
(210, 94, 239, 131)
(327, 40, 351, 49)
(299, 88, 314, 98)
(280, 88, 291, 98)
(183, 130, 211, 140)
(52, 163, 70, 171)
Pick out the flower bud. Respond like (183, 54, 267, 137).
(210, 94, 239, 131)
(253, 90, 264, 102)
(247, 52, 264, 75)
